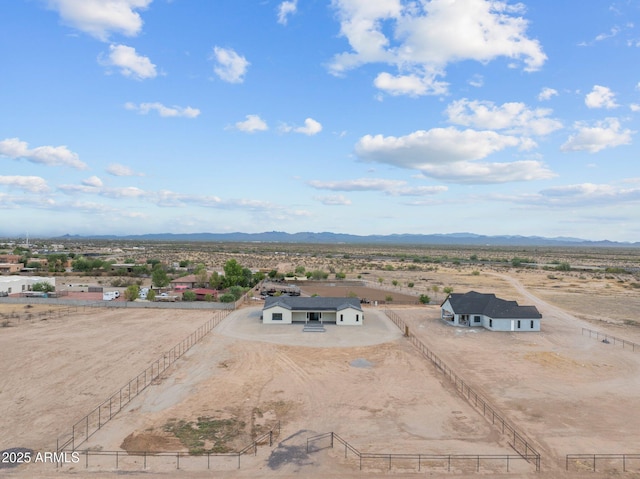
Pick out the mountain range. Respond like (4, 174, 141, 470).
(53, 231, 640, 247)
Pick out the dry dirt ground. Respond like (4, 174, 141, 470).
(2, 268, 640, 479)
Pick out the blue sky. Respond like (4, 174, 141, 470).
(1, 0, 640, 241)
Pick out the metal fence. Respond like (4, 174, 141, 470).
(306, 432, 538, 473)
(582, 328, 640, 351)
(566, 454, 640, 472)
(56, 309, 231, 452)
(58, 422, 280, 471)
(383, 309, 541, 472)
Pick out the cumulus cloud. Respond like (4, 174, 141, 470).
(212, 46, 249, 83)
(125, 102, 200, 118)
(0, 137, 87, 169)
(354, 127, 553, 184)
(101, 44, 157, 80)
(46, 0, 151, 41)
(281, 118, 323, 135)
(373, 71, 448, 96)
(585, 85, 619, 109)
(538, 87, 558, 101)
(277, 0, 298, 25)
(234, 114, 268, 133)
(0, 175, 49, 193)
(446, 99, 563, 136)
(106, 163, 144, 177)
(561, 118, 634, 153)
(308, 177, 447, 195)
(330, 0, 546, 96)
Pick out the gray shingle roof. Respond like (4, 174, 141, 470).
(263, 296, 363, 312)
(445, 291, 541, 319)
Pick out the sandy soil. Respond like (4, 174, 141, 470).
(3, 268, 640, 479)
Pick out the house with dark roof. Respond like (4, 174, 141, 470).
(441, 291, 542, 331)
(262, 296, 363, 326)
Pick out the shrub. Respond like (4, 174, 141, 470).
(419, 294, 431, 304)
(219, 293, 236, 303)
(182, 290, 196, 301)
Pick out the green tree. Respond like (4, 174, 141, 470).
(152, 265, 170, 288)
(223, 259, 244, 287)
(182, 290, 196, 301)
(209, 271, 223, 289)
(295, 265, 306, 275)
(443, 286, 454, 295)
(146, 290, 156, 302)
(229, 286, 245, 300)
(556, 262, 571, 271)
(335, 272, 346, 279)
(392, 280, 398, 286)
(32, 282, 54, 293)
(219, 293, 236, 303)
(195, 269, 209, 287)
(124, 284, 140, 301)
(407, 282, 414, 288)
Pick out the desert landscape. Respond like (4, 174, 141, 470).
(2, 242, 640, 478)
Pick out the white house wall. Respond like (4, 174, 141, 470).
(263, 305, 292, 324)
(336, 308, 362, 326)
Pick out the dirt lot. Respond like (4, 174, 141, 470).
(2, 269, 640, 478)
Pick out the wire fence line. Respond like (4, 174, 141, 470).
(306, 432, 538, 473)
(57, 422, 280, 471)
(566, 454, 640, 473)
(56, 309, 231, 452)
(582, 327, 640, 352)
(0, 305, 80, 325)
(383, 309, 541, 472)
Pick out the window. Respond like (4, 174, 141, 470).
(356, 314, 359, 322)
(474, 316, 481, 323)
(489, 319, 493, 328)
(272, 313, 283, 321)
(530, 320, 534, 329)
(340, 314, 343, 322)
(517, 320, 521, 329)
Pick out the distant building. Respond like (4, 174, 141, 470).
(0, 263, 24, 274)
(262, 296, 363, 326)
(0, 276, 56, 296)
(191, 288, 218, 301)
(170, 274, 199, 290)
(441, 291, 541, 332)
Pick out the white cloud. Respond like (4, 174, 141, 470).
(0, 137, 87, 169)
(585, 85, 619, 109)
(212, 46, 249, 83)
(125, 102, 200, 118)
(46, 0, 152, 41)
(101, 44, 157, 80)
(561, 118, 634, 153)
(532, 183, 640, 206)
(281, 118, 323, 135)
(0, 176, 49, 193)
(354, 127, 553, 184)
(446, 99, 563, 136)
(106, 163, 143, 176)
(330, 0, 546, 96)
(538, 87, 558, 101)
(373, 71, 448, 96)
(234, 114, 268, 133)
(277, 0, 298, 25)
(631, 104, 640, 112)
(308, 178, 447, 195)
(82, 176, 103, 187)
(314, 194, 352, 205)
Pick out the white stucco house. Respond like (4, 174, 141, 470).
(0, 276, 56, 296)
(262, 296, 363, 326)
(441, 291, 542, 332)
